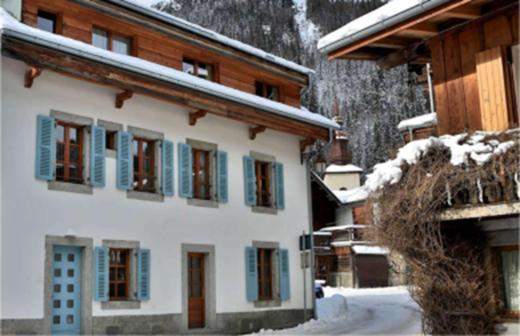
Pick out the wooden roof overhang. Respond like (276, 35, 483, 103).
(325, 0, 517, 69)
(72, 0, 311, 86)
(2, 36, 331, 142)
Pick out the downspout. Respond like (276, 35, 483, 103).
(426, 63, 436, 114)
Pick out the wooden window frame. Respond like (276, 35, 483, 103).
(182, 58, 218, 82)
(91, 26, 135, 56)
(492, 245, 519, 319)
(192, 148, 212, 200)
(109, 248, 130, 301)
(255, 81, 280, 102)
(255, 160, 272, 208)
(133, 137, 156, 193)
(257, 248, 274, 301)
(56, 121, 84, 184)
(36, 8, 62, 34)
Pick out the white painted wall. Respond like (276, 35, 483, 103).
(0, 57, 313, 319)
(0, 0, 22, 20)
(335, 205, 354, 227)
(324, 172, 360, 190)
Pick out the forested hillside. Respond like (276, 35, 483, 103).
(155, 0, 429, 174)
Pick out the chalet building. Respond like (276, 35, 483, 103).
(319, 0, 519, 330)
(0, 0, 339, 334)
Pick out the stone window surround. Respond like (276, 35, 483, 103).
(126, 126, 165, 203)
(101, 239, 141, 310)
(44, 235, 93, 335)
(250, 151, 278, 215)
(48, 110, 94, 195)
(252, 240, 281, 308)
(181, 244, 217, 332)
(97, 119, 123, 159)
(186, 138, 219, 209)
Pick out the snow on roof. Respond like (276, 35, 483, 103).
(317, 0, 448, 53)
(397, 113, 437, 132)
(313, 231, 332, 236)
(331, 241, 369, 247)
(352, 245, 389, 255)
(107, 0, 314, 76)
(320, 224, 367, 232)
(0, 10, 337, 130)
(326, 164, 363, 173)
(334, 187, 369, 204)
(365, 129, 520, 193)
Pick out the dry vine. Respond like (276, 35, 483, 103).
(365, 132, 519, 335)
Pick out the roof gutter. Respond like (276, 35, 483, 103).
(319, 0, 452, 55)
(1, 27, 338, 130)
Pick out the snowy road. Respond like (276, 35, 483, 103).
(258, 287, 422, 335)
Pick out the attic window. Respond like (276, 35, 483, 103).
(37, 10, 57, 33)
(92, 27, 132, 56)
(255, 81, 279, 101)
(182, 58, 215, 81)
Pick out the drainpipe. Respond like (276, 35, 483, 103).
(426, 63, 436, 114)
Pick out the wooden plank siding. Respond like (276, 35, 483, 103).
(427, 7, 518, 135)
(21, 0, 303, 107)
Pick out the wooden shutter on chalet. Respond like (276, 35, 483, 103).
(137, 249, 151, 301)
(275, 162, 285, 210)
(94, 246, 109, 302)
(243, 156, 256, 206)
(178, 143, 193, 198)
(476, 47, 514, 131)
(161, 140, 174, 196)
(35, 115, 56, 181)
(90, 126, 106, 187)
(245, 246, 258, 302)
(116, 131, 133, 190)
(217, 151, 228, 203)
(279, 249, 290, 301)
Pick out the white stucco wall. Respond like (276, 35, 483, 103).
(323, 173, 360, 190)
(0, 0, 22, 20)
(0, 57, 313, 319)
(335, 205, 354, 227)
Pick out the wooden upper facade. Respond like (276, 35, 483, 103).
(320, 0, 519, 136)
(1, 0, 334, 142)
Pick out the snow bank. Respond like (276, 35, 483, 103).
(334, 186, 369, 204)
(398, 113, 437, 131)
(326, 164, 363, 173)
(365, 130, 520, 192)
(316, 294, 348, 320)
(0, 9, 337, 130)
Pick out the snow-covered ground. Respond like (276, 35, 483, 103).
(257, 286, 422, 335)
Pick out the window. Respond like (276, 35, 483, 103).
(133, 138, 156, 193)
(257, 248, 273, 301)
(37, 10, 57, 33)
(106, 130, 117, 151)
(255, 161, 272, 207)
(255, 81, 279, 101)
(192, 148, 212, 200)
(92, 27, 132, 55)
(56, 121, 84, 184)
(497, 247, 519, 316)
(109, 249, 130, 301)
(183, 58, 215, 81)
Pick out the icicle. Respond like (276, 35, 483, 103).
(477, 178, 484, 203)
(446, 183, 452, 206)
(515, 172, 520, 200)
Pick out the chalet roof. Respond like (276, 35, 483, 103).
(397, 113, 437, 131)
(0, 9, 338, 131)
(106, 0, 314, 76)
(333, 187, 369, 205)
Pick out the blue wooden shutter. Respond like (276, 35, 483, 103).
(90, 126, 106, 187)
(245, 247, 258, 302)
(217, 151, 228, 203)
(275, 162, 285, 209)
(137, 249, 151, 301)
(94, 246, 109, 302)
(35, 115, 56, 181)
(116, 131, 133, 190)
(279, 249, 290, 301)
(178, 143, 193, 198)
(161, 140, 174, 196)
(243, 156, 256, 206)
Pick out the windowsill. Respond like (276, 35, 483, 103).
(127, 190, 164, 202)
(254, 298, 281, 308)
(252, 206, 278, 215)
(101, 300, 141, 310)
(48, 181, 93, 195)
(187, 198, 219, 208)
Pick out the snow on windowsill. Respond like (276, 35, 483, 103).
(397, 113, 437, 131)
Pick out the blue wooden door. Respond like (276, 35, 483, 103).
(51, 246, 82, 335)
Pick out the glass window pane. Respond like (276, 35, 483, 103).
(56, 125, 65, 142)
(117, 284, 126, 298)
(37, 11, 56, 33)
(255, 82, 264, 97)
(69, 128, 77, 144)
(113, 35, 131, 55)
(92, 28, 108, 50)
(70, 146, 80, 163)
(501, 250, 519, 311)
(182, 59, 195, 75)
(197, 63, 209, 80)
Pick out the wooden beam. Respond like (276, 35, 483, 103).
(24, 65, 42, 88)
(370, 36, 419, 49)
(438, 4, 481, 20)
(249, 125, 266, 140)
(189, 109, 207, 126)
(300, 137, 316, 152)
(376, 42, 430, 69)
(115, 90, 133, 109)
(399, 22, 439, 38)
(438, 202, 520, 221)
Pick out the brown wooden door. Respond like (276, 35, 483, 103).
(188, 253, 205, 329)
